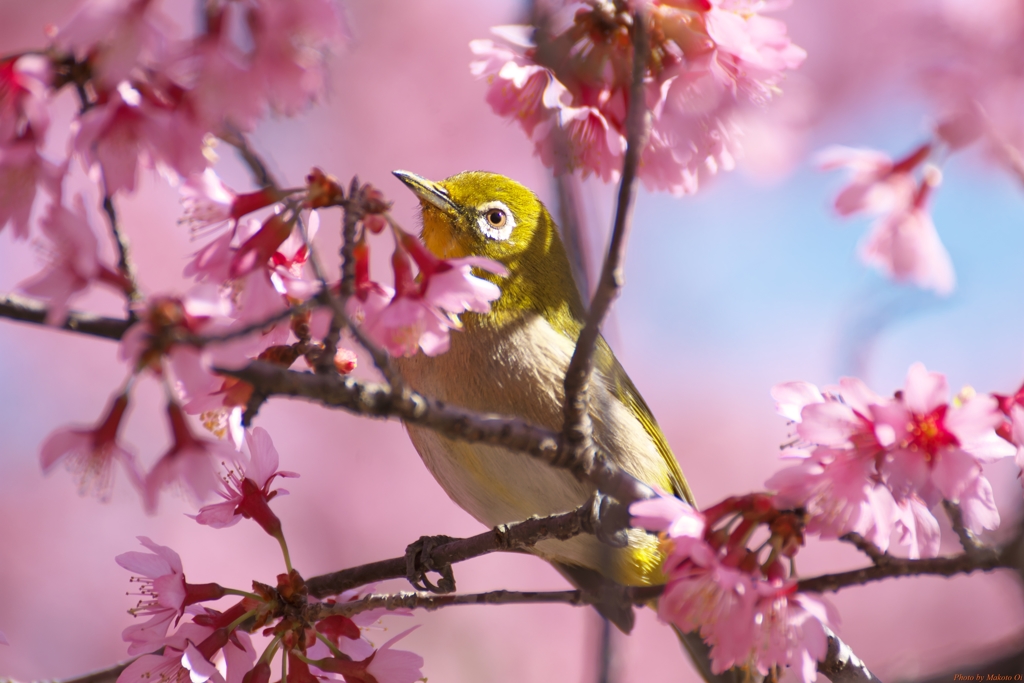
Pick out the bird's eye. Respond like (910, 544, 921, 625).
(485, 209, 506, 228)
(476, 201, 516, 241)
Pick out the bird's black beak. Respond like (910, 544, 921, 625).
(393, 170, 458, 214)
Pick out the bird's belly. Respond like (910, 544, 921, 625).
(396, 313, 667, 585)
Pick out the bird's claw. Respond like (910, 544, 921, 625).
(404, 535, 457, 593)
(586, 491, 630, 548)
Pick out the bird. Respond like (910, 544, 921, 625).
(391, 169, 694, 632)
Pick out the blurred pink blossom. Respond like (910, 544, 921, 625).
(55, 0, 173, 89)
(19, 193, 128, 324)
(859, 194, 955, 297)
(310, 626, 425, 683)
(0, 140, 62, 239)
(74, 85, 208, 194)
(471, 1, 804, 194)
(39, 391, 140, 502)
(0, 55, 51, 144)
(143, 402, 235, 513)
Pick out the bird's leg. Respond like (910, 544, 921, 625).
(404, 535, 458, 593)
(583, 491, 631, 548)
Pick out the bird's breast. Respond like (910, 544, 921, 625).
(394, 311, 666, 585)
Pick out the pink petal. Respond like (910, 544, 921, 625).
(770, 381, 823, 422)
(902, 363, 948, 415)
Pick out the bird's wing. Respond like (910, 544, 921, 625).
(596, 337, 696, 506)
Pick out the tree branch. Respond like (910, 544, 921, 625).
(102, 195, 142, 309)
(219, 124, 278, 190)
(306, 497, 627, 598)
(819, 625, 880, 683)
(797, 546, 1008, 593)
(0, 293, 132, 340)
(219, 361, 654, 504)
(558, 9, 651, 479)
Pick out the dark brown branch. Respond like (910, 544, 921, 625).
(306, 499, 626, 597)
(219, 124, 278, 190)
(220, 361, 654, 504)
(102, 195, 142, 308)
(797, 546, 1007, 593)
(840, 532, 888, 565)
(0, 293, 132, 340)
(558, 9, 651, 478)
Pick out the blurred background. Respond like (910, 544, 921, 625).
(1, 0, 1023, 681)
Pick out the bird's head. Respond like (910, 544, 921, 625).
(393, 170, 586, 335)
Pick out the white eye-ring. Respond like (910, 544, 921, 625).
(476, 201, 515, 241)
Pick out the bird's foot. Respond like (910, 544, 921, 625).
(404, 535, 457, 593)
(585, 491, 631, 548)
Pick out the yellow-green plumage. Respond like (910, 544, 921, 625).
(393, 170, 693, 616)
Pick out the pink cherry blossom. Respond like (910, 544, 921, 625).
(115, 536, 225, 655)
(248, 0, 346, 116)
(19, 193, 128, 325)
(143, 402, 235, 513)
(360, 232, 506, 357)
(180, 24, 266, 132)
(0, 140, 63, 239)
(194, 427, 298, 536)
(116, 624, 252, 683)
(871, 363, 1014, 536)
(471, 2, 804, 194)
(55, 0, 173, 89)
(74, 85, 208, 195)
(630, 494, 833, 681)
(309, 626, 425, 683)
(0, 55, 51, 144)
(817, 145, 919, 217)
(179, 169, 284, 239)
(39, 391, 141, 502)
(859, 200, 955, 296)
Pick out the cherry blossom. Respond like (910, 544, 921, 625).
(359, 230, 505, 357)
(308, 626, 425, 683)
(247, 0, 346, 116)
(817, 145, 921, 217)
(631, 494, 833, 683)
(115, 536, 226, 655)
(0, 55, 51, 144)
(19, 193, 128, 325)
(859, 190, 955, 296)
(55, 0, 173, 89)
(871, 363, 1014, 535)
(179, 169, 289, 244)
(194, 427, 298, 536)
(143, 402, 236, 513)
(39, 391, 140, 502)
(0, 141, 62, 239)
(74, 84, 208, 195)
(471, 1, 804, 193)
(116, 624, 254, 683)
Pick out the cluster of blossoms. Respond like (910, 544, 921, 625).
(470, 0, 805, 195)
(41, 164, 506, 510)
(632, 493, 834, 683)
(768, 363, 1017, 558)
(114, 428, 425, 683)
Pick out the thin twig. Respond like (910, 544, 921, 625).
(839, 532, 889, 565)
(218, 124, 278, 190)
(219, 361, 654, 504)
(557, 9, 651, 479)
(102, 195, 142, 310)
(311, 586, 664, 621)
(306, 498, 625, 597)
(797, 546, 1007, 593)
(0, 293, 132, 340)
(184, 300, 315, 348)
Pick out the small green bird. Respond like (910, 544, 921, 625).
(392, 169, 694, 630)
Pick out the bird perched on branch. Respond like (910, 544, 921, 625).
(392, 169, 693, 632)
